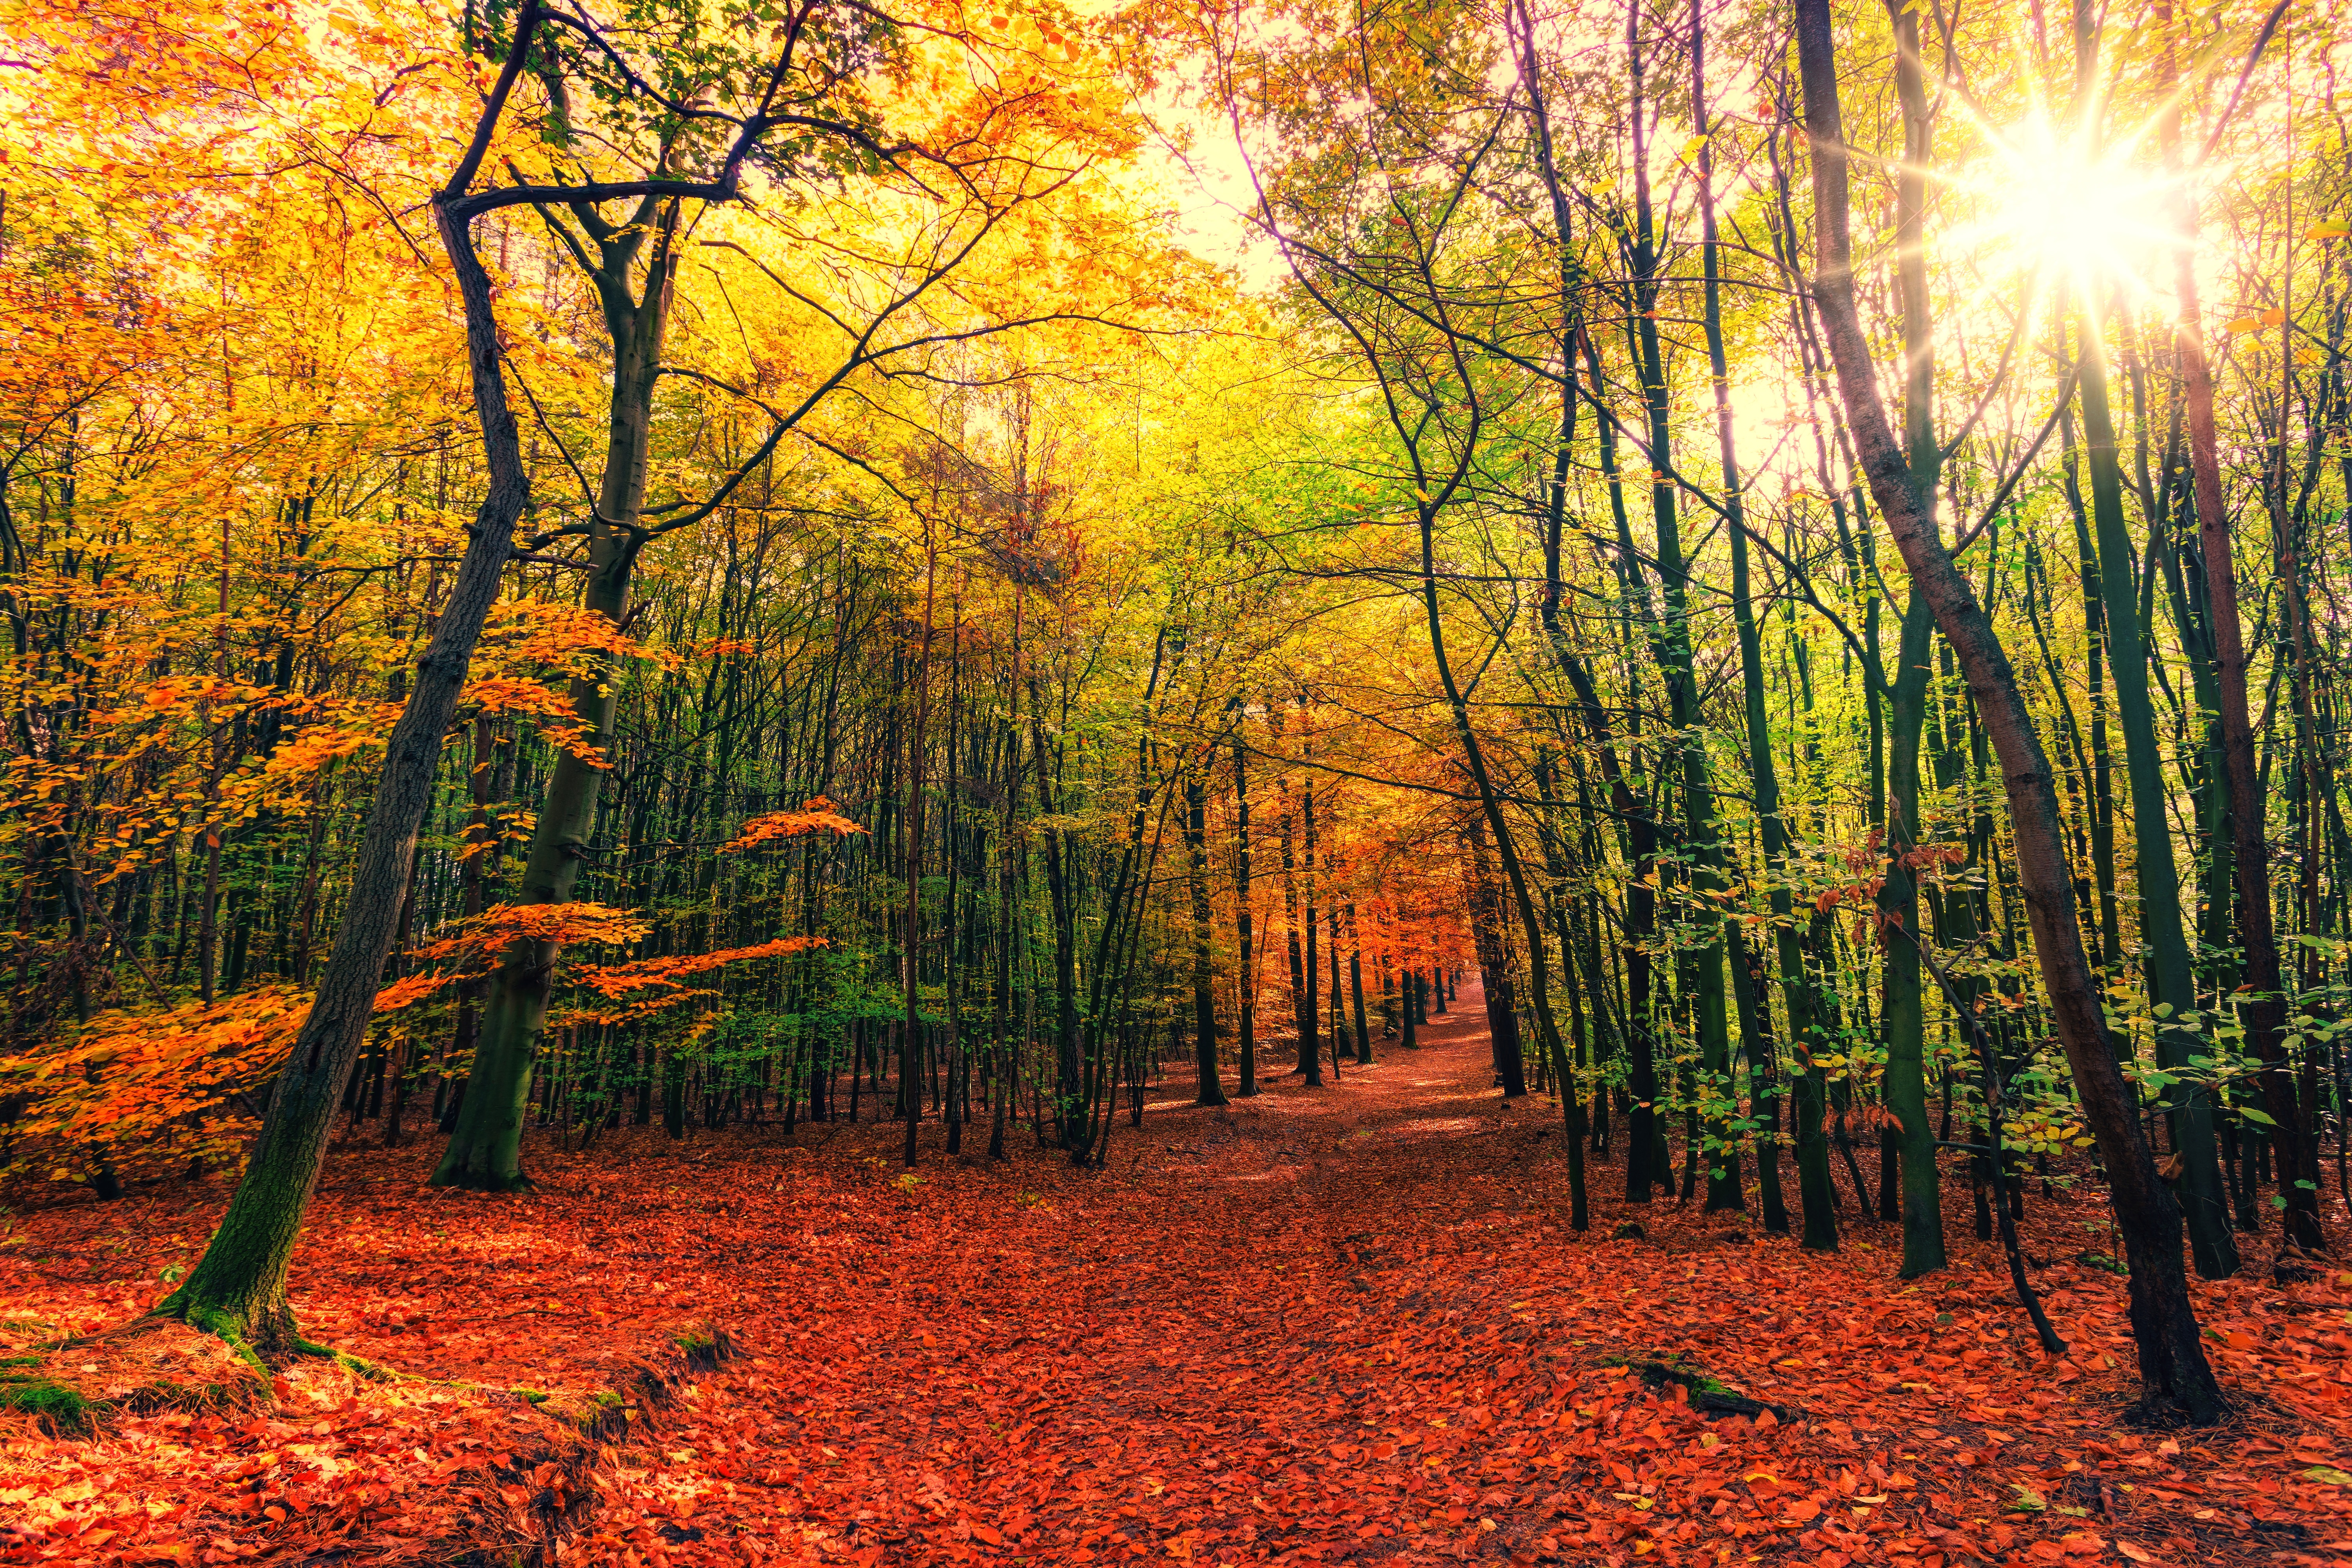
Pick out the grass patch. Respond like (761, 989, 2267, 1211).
(671, 1325, 739, 1372)
(0, 1374, 91, 1435)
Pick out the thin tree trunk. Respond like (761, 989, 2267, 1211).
(899, 526, 938, 1167)
(2162, 25, 2322, 1251)
(1347, 904, 1370, 1065)
(1881, 0, 1947, 1279)
(1187, 766, 1225, 1105)
(1697, 5, 1797, 1239)
(2076, 305, 2239, 1276)
(1233, 721, 1258, 1097)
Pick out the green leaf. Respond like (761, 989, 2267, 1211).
(2241, 1105, 2278, 1126)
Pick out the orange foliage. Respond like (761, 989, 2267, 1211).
(720, 798, 867, 853)
(572, 937, 829, 1000)
(0, 970, 442, 1192)
(5, 1009, 2347, 1565)
(458, 675, 610, 766)
(495, 600, 675, 676)
(0, 988, 301, 1190)
(0, 904, 832, 1194)
(406, 902, 654, 966)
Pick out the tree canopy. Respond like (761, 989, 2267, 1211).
(4, 0, 2352, 1554)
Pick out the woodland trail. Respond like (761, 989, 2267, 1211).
(9, 981, 2352, 1566)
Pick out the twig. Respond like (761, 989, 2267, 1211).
(1890, 920, 2069, 1355)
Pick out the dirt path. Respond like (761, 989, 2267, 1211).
(10, 979, 2349, 1566)
(694, 977, 1621, 1566)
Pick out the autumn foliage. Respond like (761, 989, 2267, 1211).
(7, 1014, 2352, 1566)
(4, 0, 2352, 1561)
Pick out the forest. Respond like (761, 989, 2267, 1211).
(2, 0, 2351, 1562)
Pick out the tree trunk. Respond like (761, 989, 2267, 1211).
(2162, 46, 2322, 1250)
(1467, 817, 1526, 1098)
(2075, 308, 2238, 1276)
(1884, 586, 1947, 1275)
(1187, 768, 1226, 1105)
(1347, 904, 1370, 1065)
(435, 198, 681, 1191)
(1233, 724, 1258, 1096)
(1299, 750, 1322, 1076)
(1697, 5, 1798, 1239)
(1797, 0, 2226, 1422)
(159, 63, 540, 1345)
(1880, 0, 1947, 1279)
(1279, 788, 1319, 1085)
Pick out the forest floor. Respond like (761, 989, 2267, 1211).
(5, 982, 2352, 1568)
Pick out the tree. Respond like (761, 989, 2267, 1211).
(433, 0, 1129, 1189)
(155, 3, 552, 1350)
(1794, 0, 2226, 1423)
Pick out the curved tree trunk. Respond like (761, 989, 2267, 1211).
(1797, 0, 2226, 1423)
(160, 25, 543, 1345)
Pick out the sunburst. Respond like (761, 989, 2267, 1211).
(1944, 100, 2188, 314)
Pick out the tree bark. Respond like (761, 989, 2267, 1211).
(1233, 724, 1258, 1096)
(2076, 309, 2239, 1275)
(1880, 0, 1947, 1279)
(1278, 784, 1317, 1085)
(160, 17, 541, 1347)
(1347, 904, 1370, 1065)
(1187, 765, 1226, 1106)
(435, 194, 682, 1191)
(1698, 1, 1796, 1239)
(2161, 32, 2322, 1251)
(1796, 0, 2226, 1421)
(1467, 816, 1526, 1098)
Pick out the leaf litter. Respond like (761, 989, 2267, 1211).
(3, 993, 2348, 1568)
